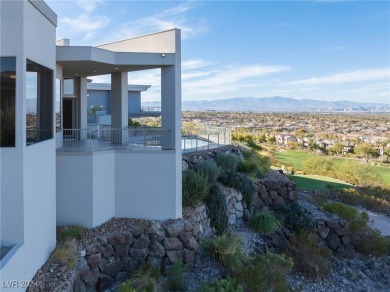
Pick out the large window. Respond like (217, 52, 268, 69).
(26, 59, 53, 145)
(0, 57, 16, 147)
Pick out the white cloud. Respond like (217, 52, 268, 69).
(108, 1, 206, 41)
(282, 68, 390, 86)
(76, 0, 104, 13)
(184, 64, 291, 98)
(60, 14, 110, 39)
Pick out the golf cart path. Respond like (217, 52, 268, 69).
(357, 207, 390, 236)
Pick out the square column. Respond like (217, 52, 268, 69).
(111, 72, 128, 144)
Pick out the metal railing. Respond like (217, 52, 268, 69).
(26, 128, 53, 146)
(182, 125, 232, 153)
(141, 106, 161, 112)
(56, 127, 172, 151)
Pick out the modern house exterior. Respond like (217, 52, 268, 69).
(0, 0, 181, 289)
(86, 82, 161, 126)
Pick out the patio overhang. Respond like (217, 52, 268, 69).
(57, 46, 175, 78)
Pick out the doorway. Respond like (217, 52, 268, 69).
(63, 99, 74, 129)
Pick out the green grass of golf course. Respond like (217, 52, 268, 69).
(273, 150, 390, 186)
(288, 174, 352, 191)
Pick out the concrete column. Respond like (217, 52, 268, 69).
(161, 65, 181, 150)
(111, 72, 128, 144)
(77, 77, 88, 140)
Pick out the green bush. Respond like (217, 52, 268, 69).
(239, 149, 271, 177)
(287, 232, 332, 280)
(274, 202, 316, 232)
(166, 262, 186, 291)
(204, 184, 228, 235)
(352, 227, 389, 256)
(52, 244, 77, 268)
(200, 277, 244, 292)
(120, 265, 161, 292)
(216, 153, 240, 173)
(203, 233, 248, 271)
(58, 226, 84, 241)
(251, 211, 280, 234)
(195, 160, 222, 184)
(234, 253, 293, 292)
(182, 170, 209, 208)
(322, 202, 358, 220)
(218, 172, 255, 208)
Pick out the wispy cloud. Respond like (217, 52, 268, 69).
(110, 2, 206, 41)
(76, 0, 104, 13)
(60, 15, 110, 40)
(282, 68, 390, 86)
(184, 63, 291, 97)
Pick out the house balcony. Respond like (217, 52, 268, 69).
(56, 127, 172, 152)
(129, 106, 162, 118)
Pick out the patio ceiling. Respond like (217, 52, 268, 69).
(57, 46, 175, 78)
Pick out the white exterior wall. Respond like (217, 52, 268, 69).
(56, 151, 115, 228)
(115, 151, 181, 219)
(0, 1, 57, 288)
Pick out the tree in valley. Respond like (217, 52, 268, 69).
(354, 143, 379, 163)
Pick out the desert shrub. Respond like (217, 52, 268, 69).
(238, 159, 258, 174)
(246, 138, 262, 151)
(204, 184, 228, 235)
(182, 170, 209, 207)
(52, 244, 76, 268)
(352, 227, 389, 256)
(322, 202, 358, 220)
(203, 233, 247, 271)
(337, 188, 390, 216)
(251, 211, 280, 234)
(234, 253, 293, 292)
(287, 232, 332, 280)
(166, 262, 186, 291)
(216, 152, 240, 173)
(302, 156, 335, 176)
(120, 265, 161, 292)
(218, 172, 256, 208)
(58, 226, 84, 241)
(200, 277, 244, 292)
(195, 160, 222, 184)
(274, 202, 316, 232)
(239, 148, 271, 177)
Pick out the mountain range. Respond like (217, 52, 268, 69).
(144, 96, 390, 112)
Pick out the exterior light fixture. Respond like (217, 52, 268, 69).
(161, 54, 165, 57)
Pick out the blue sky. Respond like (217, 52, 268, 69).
(46, 0, 390, 104)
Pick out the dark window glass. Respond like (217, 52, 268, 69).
(26, 59, 53, 145)
(0, 57, 16, 147)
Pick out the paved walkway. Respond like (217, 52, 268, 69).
(358, 208, 390, 236)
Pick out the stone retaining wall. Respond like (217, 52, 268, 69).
(72, 220, 201, 291)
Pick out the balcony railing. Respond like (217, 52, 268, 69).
(141, 106, 161, 112)
(182, 125, 232, 153)
(56, 127, 172, 151)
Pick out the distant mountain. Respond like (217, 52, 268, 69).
(144, 96, 390, 112)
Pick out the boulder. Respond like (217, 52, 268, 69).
(86, 253, 101, 269)
(102, 259, 122, 277)
(107, 233, 126, 245)
(86, 243, 100, 256)
(269, 190, 279, 200)
(97, 274, 113, 291)
(185, 236, 199, 251)
(165, 221, 185, 237)
(166, 250, 183, 263)
(129, 249, 149, 261)
(150, 231, 166, 242)
(150, 240, 165, 258)
(132, 235, 150, 249)
(101, 244, 115, 258)
(326, 233, 341, 250)
(164, 238, 183, 250)
(318, 226, 330, 240)
(114, 244, 129, 257)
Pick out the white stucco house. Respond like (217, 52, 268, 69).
(0, 0, 181, 289)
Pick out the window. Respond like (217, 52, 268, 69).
(64, 78, 75, 96)
(26, 59, 53, 145)
(0, 57, 16, 147)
